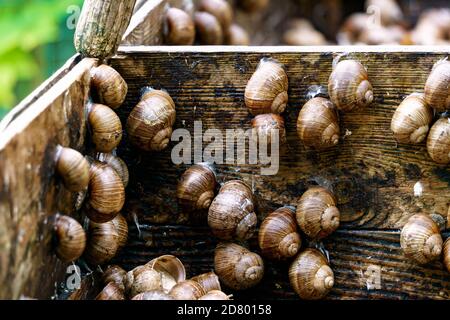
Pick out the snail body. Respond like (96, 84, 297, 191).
(111, 213, 128, 251)
(444, 238, 450, 273)
(198, 0, 233, 31)
(245, 58, 289, 115)
(400, 214, 443, 264)
(258, 206, 301, 260)
(126, 88, 176, 152)
(214, 242, 264, 290)
(194, 12, 223, 45)
(226, 24, 250, 45)
(169, 280, 206, 300)
(328, 59, 373, 112)
(208, 180, 257, 241)
(88, 103, 122, 153)
(424, 60, 450, 111)
(55, 147, 90, 192)
(297, 97, 340, 149)
(191, 272, 221, 293)
(84, 220, 120, 266)
(296, 187, 340, 240)
(95, 153, 129, 188)
(427, 117, 450, 164)
(289, 248, 334, 300)
(391, 93, 433, 144)
(96, 282, 125, 300)
(102, 265, 127, 290)
(54, 215, 86, 262)
(165, 7, 195, 45)
(90, 65, 127, 109)
(251, 113, 286, 147)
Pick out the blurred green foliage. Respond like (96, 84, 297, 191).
(0, 0, 83, 117)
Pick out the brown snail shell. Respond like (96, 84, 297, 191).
(297, 97, 340, 149)
(95, 282, 125, 300)
(424, 60, 450, 112)
(338, 13, 371, 44)
(55, 147, 90, 192)
(258, 206, 301, 260)
(126, 265, 163, 297)
(191, 271, 221, 292)
(169, 280, 206, 300)
(88, 103, 123, 153)
(208, 180, 257, 241)
(86, 161, 125, 223)
(111, 213, 128, 251)
(427, 117, 450, 164)
(84, 220, 120, 266)
(54, 214, 86, 262)
(165, 7, 195, 45)
(296, 187, 340, 240)
(102, 265, 126, 290)
(245, 58, 289, 115)
(444, 238, 450, 273)
(391, 93, 433, 144)
(194, 11, 223, 45)
(328, 59, 373, 112)
(400, 214, 443, 264)
(90, 64, 127, 109)
(131, 290, 174, 300)
(214, 242, 264, 290)
(198, 0, 233, 31)
(251, 113, 286, 147)
(237, 0, 269, 13)
(289, 248, 334, 300)
(177, 163, 216, 212)
(198, 290, 231, 300)
(95, 152, 129, 188)
(226, 24, 250, 45)
(126, 88, 176, 152)
(146, 255, 186, 292)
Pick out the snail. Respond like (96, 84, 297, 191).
(328, 59, 373, 112)
(258, 206, 301, 260)
(86, 161, 125, 223)
(90, 64, 128, 109)
(245, 58, 289, 115)
(111, 213, 128, 251)
(164, 7, 195, 45)
(126, 88, 176, 152)
(95, 152, 129, 188)
(84, 220, 120, 266)
(391, 93, 433, 144)
(177, 163, 217, 212)
(198, 0, 233, 31)
(226, 24, 250, 45)
(251, 113, 286, 147)
(88, 103, 123, 153)
(214, 242, 264, 290)
(198, 290, 231, 300)
(169, 280, 206, 300)
(365, 0, 403, 26)
(131, 290, 174, 300)
(296, 187, 340, 240)
(53, 214, 86, 262)
(289, 248, 334, 300)
(400, 214, 443, 264)
(145, 255, 186, 293)
(191, 271, 221, 293)
(208, 180, 257, 241)
(102, 265, 127, 290)
(427, 117, 450, 164)
(95, 282, 125, 300)
(55, 146, 90, 192)
(283, 19, 327, 46)
(297, 97, 340, 149)
(194, 11, 223, 45)
(125, 265, 163, 297)
(424, 60, 450, 112)
(444, 238, 450, 273)
(338, 13, 370, 45)
(237, 0, 269, 13)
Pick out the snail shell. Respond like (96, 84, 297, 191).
(84, 220, 119, 266)
(237, 0, 269, 13)
(258, 206, 301, 260)
(102, 265, 126, 290)
(427, 117, 450, 164)
(194, 11, 223, 45)
(245, 58, 289, 115)
(251, 113, 286, 147)
(191, 271, 221, 292)
(90, 64, 127, 109)
(199, 0, 233, 31)
(177, 163, 217, 212)
(55, 147, 90, 192)
(208, 180, 257, 241)
(126, 265, 163, 297)
(146, 255, 186, 293)
(126, 88, 176, 152)
(328, 59, 373, 112)
(95, 282, 125, 300)
(88, 103, 123, 153)
(95, 152, 129, 188)
(169, 280, 206, 300)
(289, 248, 334, 300)
(365, 0, 403, 26)
(391, 93, 433, 144)
(214, 242, 264, 290)
(296, 187, 340, 240)
(226, 24, 250, 45)
(198, 290, 231, 300)
(424, 60, 450, 111)
(86, 161, 125, 223)
(400, 214, 443, 264)
(444, 238, 450, 273)
(111, 213, 128, 251)
(297, 97, 340, 149)
(54, 214, 86, 262)
(131, 290, 174, 300)
(165, 7, 195, 45)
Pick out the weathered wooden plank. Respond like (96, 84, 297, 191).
(115, 224, 450, 300)
(0, 58, 96, 299)
(111, 46, 450, 230)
